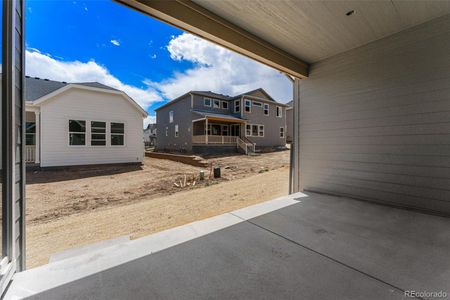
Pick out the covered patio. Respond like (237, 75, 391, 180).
(6, 192, 450, 299)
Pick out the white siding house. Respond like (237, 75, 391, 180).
(24, 77, 147, 167)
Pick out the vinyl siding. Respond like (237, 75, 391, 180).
(243, 97, 286, 147)
(299, 15, 450, 214)
(39, 88, 144, 167)
(156, 95, 193, 151)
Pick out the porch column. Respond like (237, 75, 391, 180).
(34, 111, 40, 163)
(205, 118, 208, 144)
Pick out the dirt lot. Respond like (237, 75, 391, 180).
(26, 150, 290, 268)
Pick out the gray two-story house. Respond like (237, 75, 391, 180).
(155, 88, 287, 154)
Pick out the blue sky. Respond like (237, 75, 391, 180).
(25, 0, 291, 126)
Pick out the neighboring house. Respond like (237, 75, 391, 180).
(143, 123, 157, 146)
(23, 76, 148, 167)
(155, 88, 287, 154)
(285, 100, 293, 143)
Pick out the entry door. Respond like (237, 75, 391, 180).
(231, 124, 240, 136)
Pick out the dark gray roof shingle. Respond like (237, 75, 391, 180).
(25, 76, 119, 102)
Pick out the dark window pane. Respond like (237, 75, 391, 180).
(26, 134, 35, 145)
(111, 134, 124, 145)
(69, 133, 85, 145)
(91, 121, 106, 133)
(91, 140, 106, 146)
(26, 122, 35, 133)
(69, 120, 86, 132)
(111, 122, 124, 133)
(91, 134, 106, 140)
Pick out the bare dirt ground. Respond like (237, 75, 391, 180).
(26, 150, 290, 268)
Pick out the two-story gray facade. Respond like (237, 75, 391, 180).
(155, 88, 287, 154)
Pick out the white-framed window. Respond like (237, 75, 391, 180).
(234, 99, 240, 113)
(91, 121, 106, 146)
(245, 123, 264, 137)
(26, 122, 36, 145)
(69, 120, 86, 146)
(213, 99, 220, 108)
(276, 106, 282, 117)
(280, 127, 285, 138)
(253, 101, 262, 107)
(245, 99, 251, 113)
(204, 98, 211, 107)
(264, 104, 269, 116)
(165, 127, 168, 136)
(169, 111, 174, 123)
(111, 122, 125, 146)
(175, 124, 179, 137)
(221, 101, 228, 109)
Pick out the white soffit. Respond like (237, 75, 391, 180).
(193, 0, 450, 63)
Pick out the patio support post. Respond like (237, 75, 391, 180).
(34, 111, 40, 164)
(205, 118, 208, 144)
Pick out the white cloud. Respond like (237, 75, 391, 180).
(151, 54, 157, 59)
(25, 49, 162, 110)
(110, 39, 120, 46)
(147, 33, 291, 103)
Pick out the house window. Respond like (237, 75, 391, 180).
(213, 99, 220, 108)
(246, 124, 251, 136)
(246, 124, 264, 137)
(245, 99, 251, 113)
(234, 99, 240, 113)
(204, 98, 211, 107)
(169, 111, 174, 123)
(165, 127, 168, 136)
(280, 127, 285, 138)
(264, 104, 269, 116)
(111, 122, 125, 146)
(252, 125, 258, 136)
(69, 120, 86, 146)
(221, 101, 228, 109)
(259, 125, 264, 137)
(276, 106, 282, 117)
(26, 122, 36, 145)
(253, 101, 262, 107)
(175, 124, 179, 137)
(91, 121, 106, 146)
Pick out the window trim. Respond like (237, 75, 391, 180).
(213, 99, 220, 108)
(280, 127, 285, 138)
(234, 99, 240, 113)
(264, 104, 269, 116)
(252, 101, 262, 107)
(90, 121, 107, 146)
(165, 126, 168, 137)
(245, 123, 264, 137)
(174, 124, 179, 137)
(276, 106, 283, 118)
(110, 122, 126, 147)
(169, 111, 174, 123)
(244, 99, 252, 113)
(68, 119, 87, 147)
(221, 101, 228, 109)
(204, 98, 211, 107)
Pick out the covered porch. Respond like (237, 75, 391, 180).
(25, 108, 41, 165)
(192, 112, 246, 145)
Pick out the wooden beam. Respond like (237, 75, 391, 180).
(114, 0, 309, 78)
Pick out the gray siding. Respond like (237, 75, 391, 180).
(299, 15, 450, 214)
(192, 94, 233, 115)
(243, 97, 286, 148)
(286, 108, 293, 143)
(156, 95, 193, 152)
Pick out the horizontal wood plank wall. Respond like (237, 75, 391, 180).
(299, 15, 450, 215)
